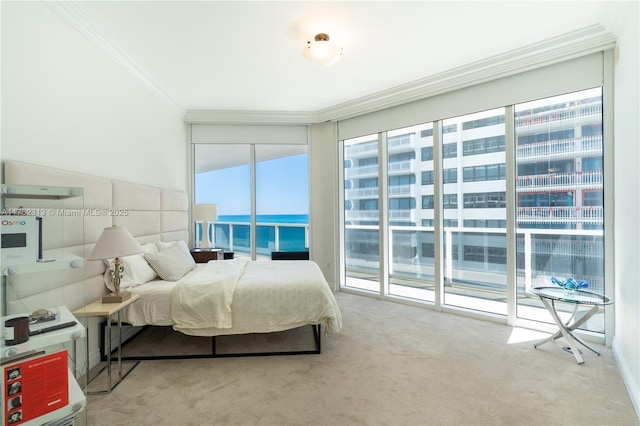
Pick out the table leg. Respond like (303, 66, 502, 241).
(118, 311, 123, 384)
(85, 324, 90, 390)
(544, 298, 584, 363)
(533, 298, 603, 364)
(107, 315, 112, 391)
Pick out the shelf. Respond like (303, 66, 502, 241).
(2, 256, 85, 276)
(1, 306, 85, 359)
(2, 184, 83, 200)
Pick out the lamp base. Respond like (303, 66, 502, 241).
(102, 291, 132, 304)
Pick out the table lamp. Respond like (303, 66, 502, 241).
(193, 204, 217, 248)
(89, 225, 143, 303)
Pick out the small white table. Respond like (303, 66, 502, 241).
(531, 286, 611, 364)
(73, 294, 140, 394)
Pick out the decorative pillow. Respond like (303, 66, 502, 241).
(155, 239, 181, 251)
(103, 242, 159, 291)
(155, 240, 192, 257)
(145, 242, 196, 281)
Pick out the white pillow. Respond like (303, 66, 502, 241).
(103, 242, 158, 292)
(145, 242, 196, 281)
(155, 240, 192, 257)
(155, 239, 179, 251)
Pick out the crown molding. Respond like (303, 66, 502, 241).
(183, 110, 319, 125)
(316, 24, 616, 122)
(45, 1, 184, 113)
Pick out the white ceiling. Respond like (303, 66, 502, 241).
(69, 1, 615, 114)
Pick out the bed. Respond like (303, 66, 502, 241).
(111, 241, 342, 358)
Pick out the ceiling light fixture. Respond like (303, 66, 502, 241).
(302, 33, 343, 66)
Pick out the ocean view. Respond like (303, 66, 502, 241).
(217, 214, 309, 224)
(210, 214, 309, 255)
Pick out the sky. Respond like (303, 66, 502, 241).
(195, 153, 309, 216)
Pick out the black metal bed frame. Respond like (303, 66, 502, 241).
(101, 322, 322, 361)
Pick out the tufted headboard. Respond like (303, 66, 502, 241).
(2, 160, 189, 315)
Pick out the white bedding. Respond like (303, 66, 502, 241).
(119, 259, 342, 337)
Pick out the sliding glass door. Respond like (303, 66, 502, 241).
(340, 88, 606, 333)
(441, 108, 508, 315)
(193, 144, 252, 256)
(514, 88, 605, 332)
(343, 134, 381, 292)
(193, 143, 309, 260)
(255, 145, 309, 258)
(387, 123, 435, 302)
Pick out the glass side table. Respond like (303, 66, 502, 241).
(531, 286, 611, 364)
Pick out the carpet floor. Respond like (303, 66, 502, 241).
(83, 292, 638, 425)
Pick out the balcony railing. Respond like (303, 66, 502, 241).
(345, 184, 414, 200)
(516, 170, 603, 192)
(516, 206, 603, 224)
(345, 160, 414, 179)
(516, 135, 603, 161)
(345, 225, 605, 294)
(345, 209, 414, 222)
(212, 221, 309, 257)
(515, 104, 602, 131)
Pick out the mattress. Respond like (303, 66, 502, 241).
(119, 260, 342, 337)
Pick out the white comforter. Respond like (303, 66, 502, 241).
(170, 257, 249, 330)
(121, 259, 342, 337)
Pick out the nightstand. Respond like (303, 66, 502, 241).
(190, 248, 224, 263)
(73, 294, 140, 394)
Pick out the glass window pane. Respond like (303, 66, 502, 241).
(344, 134, 380, 292)
(443, 108, 507, 315)
(194, 144, 251, 256)
(256, 145, 309, 259)
(515, 88, 605, 333)
(387, 123, 435, 302)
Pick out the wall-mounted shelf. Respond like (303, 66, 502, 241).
(2, 256, 85, 276)
(2, 184, 83, 199)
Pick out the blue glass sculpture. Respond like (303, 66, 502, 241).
(551, 276, 588, 291)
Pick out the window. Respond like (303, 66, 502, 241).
(193, 143, 308, 260)
(339, 66, 607, 337)
(421, 146, 434, 161)
(515, 88, 604, 334)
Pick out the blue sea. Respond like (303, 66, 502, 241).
(209, 214, 309, 255)
(217, 214, 309, 224)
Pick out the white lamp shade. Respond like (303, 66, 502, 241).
(193, 204, 218, 221)
(302, 33, 343, 66)
(89, 226, 143, 260)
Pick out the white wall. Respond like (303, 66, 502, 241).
(309, 122, 339, 289)
(608, 1, 640, 416)
(0, 1, 187, 191)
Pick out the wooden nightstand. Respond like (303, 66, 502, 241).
(190, 248, 224, 263)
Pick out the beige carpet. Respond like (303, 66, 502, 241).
(82, 292, 638, 425)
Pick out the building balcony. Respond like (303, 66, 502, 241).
(345, 209, 414, 222)
(516, 206, 603, 225)
(516, 135, 602, 162)
(516, 170, 603, 192)
(345, 164, 378, 179)
(388, 135, 413, 153)
(344, 141, 378, 158)
(344, 135, 414, 159)
(346, 184, 414, 200)
(346, 187, 379, 200)
(345, 160, 414, 180)
(515, 104, 601, 135)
